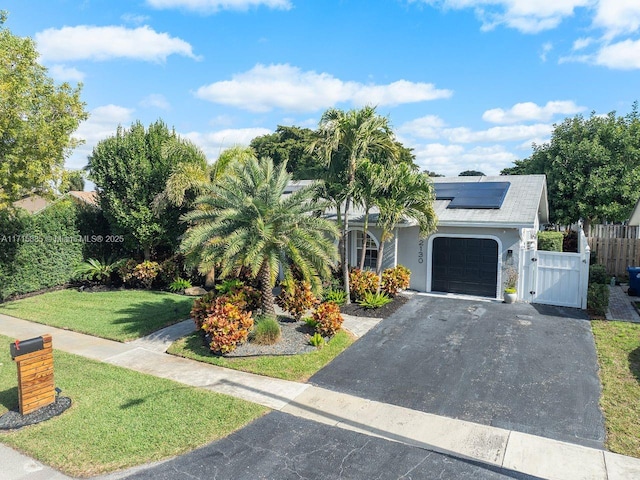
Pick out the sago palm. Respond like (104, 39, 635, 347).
(180, 157, 339, 316)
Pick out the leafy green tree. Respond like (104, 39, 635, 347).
(502, 108, 640, 230)
(459, 170, 485, 176)
(309, 106, 399, 302)
(376, 165, 437, 290)
(0, 12, 87, 208)
(250, 126, 323, 179)
(87, 120, 193, 259)
(180, 157, 338, 316)
(424, 170, 444, 177)
(59, 170, 85, 193)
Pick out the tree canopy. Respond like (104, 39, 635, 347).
(0, 12, 87, 208)
(459, 170, 485, 176)
(87, 120, 195, 259)
(502, 107, 640, 228)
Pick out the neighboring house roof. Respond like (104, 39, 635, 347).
(317, 174, 549, 229)
(11, 195, 52, 214)
(628, 196, 640, 226)
(67, 190, 99, 208)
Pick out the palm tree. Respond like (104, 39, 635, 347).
(154, 144, 256, 287)
(309, 106, 399, 302)
(353, 159, 389, 270)
(180, 157, 339, 316)
(376, 164, 438, 291)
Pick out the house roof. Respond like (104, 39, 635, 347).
(11, 195, 52, 214)
(67, 190, 99, 208)
(431, 175, 549, 228)
(317, 174, 549, 229)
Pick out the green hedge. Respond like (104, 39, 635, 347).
(588, 283, 610, 316)
(537, 231, 564, 252)
(0, 200, 93, 301)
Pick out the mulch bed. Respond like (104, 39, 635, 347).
(340, 294, 410, 319)
(0, 396, 72, 431)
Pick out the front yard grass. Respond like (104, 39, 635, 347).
(168, 330, 354, 382)
(0, 289, 193, 342)
(0, 334, 266, 477)
(592, 321, 640, 458)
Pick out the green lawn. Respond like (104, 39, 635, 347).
(0, 334, 266, 477)
(0, 289, 193, 342)
(168, 330, 354, 382)
(592, 321, 640, 458)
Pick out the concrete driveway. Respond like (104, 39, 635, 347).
(311, 295, 605, 449)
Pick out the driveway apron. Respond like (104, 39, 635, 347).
(311, 295, 605, 449)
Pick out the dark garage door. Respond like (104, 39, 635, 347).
(432, 237, 498, 297)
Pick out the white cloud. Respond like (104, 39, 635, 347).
(184, 127, 272, 158)
(482, 100, 585, 124)
(195, 64, 452, 112)
(146, 0, 291, 13)
(540, 42, 553, 62)
(140, 94, 171, 110)
(398, 115, 447, 139)
(594, 38, 640, 69)
(414, 0, 591, 34)
(48, 64, 85, 82)
(35, 25, 198, 63)
(572, 37, 594, 50)
(411, 143, 518, 176)
(68, 104, 135, 169)
(121, 13, 150, 25)
(594, 0, 640, 38)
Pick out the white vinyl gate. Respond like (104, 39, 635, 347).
(521, 229, 590, 309)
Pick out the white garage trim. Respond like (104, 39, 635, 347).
(426, 233, 504, 299)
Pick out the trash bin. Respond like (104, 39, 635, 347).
(10, 334, 55, 415)
(628, 267, 640, 296)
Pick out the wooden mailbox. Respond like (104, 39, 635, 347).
(10, 334, 55, 415)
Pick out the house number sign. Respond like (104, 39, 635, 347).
(418, 239, 424, 264)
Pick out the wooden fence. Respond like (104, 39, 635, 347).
(588, 237, 640, 277)
(588, 224, 640, 239)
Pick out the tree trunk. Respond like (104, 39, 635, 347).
(375, 233, 386, 294)
(342, 196, 351, 304)
(143, 245, 151, 261)
(258, 261, 276, 317)
(359, 209, 370, 270)
(204, 267, 216, 289)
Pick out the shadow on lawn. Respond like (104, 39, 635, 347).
(110, 292, 193, 339)
(629, 345, 640, 384)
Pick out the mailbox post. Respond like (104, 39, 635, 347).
(10, 334, 55, 415)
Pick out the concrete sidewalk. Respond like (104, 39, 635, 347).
(1, 313, 640, 480)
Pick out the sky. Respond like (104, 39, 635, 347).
(5, 0, 640, 178)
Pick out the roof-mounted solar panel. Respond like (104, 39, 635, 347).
(434, 182, 510, 209)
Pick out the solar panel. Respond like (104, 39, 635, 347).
(433, 182, 510, 209)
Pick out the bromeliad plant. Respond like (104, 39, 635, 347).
(73, 258, 119, 284)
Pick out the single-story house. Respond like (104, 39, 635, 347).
(289, 174, 549, 301)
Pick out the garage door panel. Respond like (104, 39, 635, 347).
(432, 237, 498, 298)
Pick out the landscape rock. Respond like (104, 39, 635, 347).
(184, 286, 208, 296)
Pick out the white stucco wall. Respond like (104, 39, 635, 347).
(397, 226, 522, 297)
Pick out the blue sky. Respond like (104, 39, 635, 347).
(5, 0, 640, 177)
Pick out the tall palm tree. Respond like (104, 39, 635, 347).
(353, 159, 389, 270)
(376, 164, 438, 291)
(310, 106, 399, 302)
(180, 157, 339, 316)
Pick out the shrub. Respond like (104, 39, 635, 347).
(0, 200, 84, 301)
(131, 260, 161, 289)
(252, 316, 281, 345)
(276, 279, 318, 320)
(117, 258, 139, 285)
(381, 265, 411, 296)
(358, 291, 392, 309)
(191, 291, 218, 330)
(312, 302, 344, 337)
(215, 279, 244, 295)
(587, 283, 610, 317)
(349, 268, 378, 301)
(201, 300, 254, 354)
(323, 289, 347, 306)
(225, 285, 261, 313)
(157, 256, 184, 287)
(589, 264, 609, 285)
(169, 277, 192, 293)
(537, 231, 563, 252)
(562, 230, 578, 253)
(309, 332, 325, 348)
(73, 258, 118, 284)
